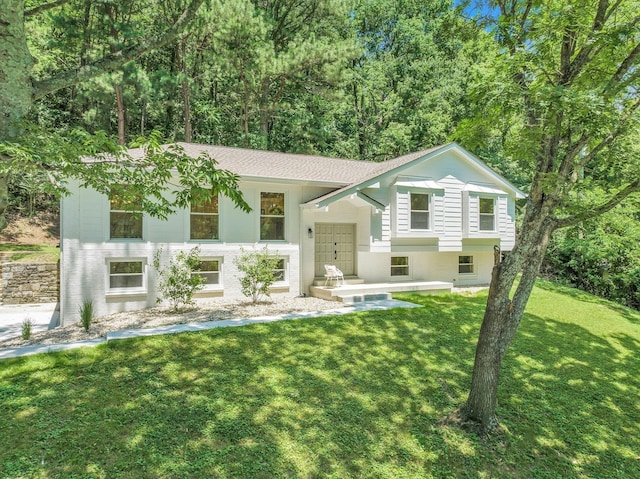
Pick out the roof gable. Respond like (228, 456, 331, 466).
(304, 143, 526, 207)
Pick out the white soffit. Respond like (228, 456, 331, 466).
(395, 177, 444, 190)
(463, 183, 507, 195)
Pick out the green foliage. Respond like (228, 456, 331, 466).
(153, 246, 204, 311)
(2, 128, 250, 219)
(18, 0, 480, 161)
(544, 203, 640, 310)
(9, 171, 56, 216)
(1, 284, 639, 477)
(233, 246, 281, 303)
(333, 0, 483, 160)
(456, 0, 640, 205)
(79, 299, 94, 332)
(20, 317, 32, 340)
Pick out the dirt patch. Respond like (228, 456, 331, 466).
(0, 212, 59, 246)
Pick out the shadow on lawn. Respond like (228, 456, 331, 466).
(498, 308, 640, 477)
(1, 292, 638, 478)
(534, 279, 640, 325)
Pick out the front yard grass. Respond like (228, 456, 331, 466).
(0, 244, 59, 263)
(1, 280, 639, 478)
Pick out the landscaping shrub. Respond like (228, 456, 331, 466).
(233, 246, 281, 303)
(79, 299, 93, 332)
(21, 317, 32, 340)
(153, 247, 204, 311)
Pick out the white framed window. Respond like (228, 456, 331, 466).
(410, 193, 430, 230)
(391, 256, 409, 276)
(458, 256, 474, 274)
(108, 259, 146, 291)
(193, 259, 221, 287)
(274, 258, 286, 282)
(479, 198, 495, 231)
(110, 186, 143, 239)
(260, 192, 285, 240)
(190, 196, 219, 240)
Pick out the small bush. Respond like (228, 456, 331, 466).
(153, 247, 204, 311)
(79, 299, 94, 332)
(21, 317, 33, 340)
(233, 246, 281, 303)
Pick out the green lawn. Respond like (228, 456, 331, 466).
(0, 244, 59, 263)
(1, 281, 639, 478)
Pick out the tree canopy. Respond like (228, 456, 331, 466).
(456, 0, 640, 434)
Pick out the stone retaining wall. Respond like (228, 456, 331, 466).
(2, 262, 59, 304)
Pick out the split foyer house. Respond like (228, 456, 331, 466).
(59, 142, 526, 325)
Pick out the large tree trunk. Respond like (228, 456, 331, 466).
(177, 43, 192, 142)
(460, 201, 557, 434)
(0, 0, 34, 229)
(115, 84, 126, 145)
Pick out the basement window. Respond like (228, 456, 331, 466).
(458, 256, 474, 275)
(391, 256, 409, 276)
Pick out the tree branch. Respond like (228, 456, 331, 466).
(556, 133, 589, 181)
(577, 96, 640, 170)
(31, 0, 205, 99)
(604, 38, 640, 95)
(564, 6, 637, 87)
(25, 0, 72, 17)
(555, 178, 640, 229)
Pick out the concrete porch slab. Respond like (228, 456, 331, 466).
(310, 280, 453, 302)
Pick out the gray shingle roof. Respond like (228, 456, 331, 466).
(122, 143, 445, 186)
(173, 143, 382, 185)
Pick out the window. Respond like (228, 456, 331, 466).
(274, 258, 286, 282)
(193, 259, 221, 286)
(191, 196, 219, 240)
(391, 256, 409, 276)
(109, 260, 144, 289)
(459, 256, 474, 274)
(479, 198, 495, 231)
(410, 193, 429, 230)
(110, 187, 142, 239)
(260, 192, 285, 240)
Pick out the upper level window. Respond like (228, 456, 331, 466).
(110, 187, 142, 239)
(410, 193, 429, 230)
(191, 196, 219, 240)
(260, 192, 285, 240)
(479, 198, 495, 231)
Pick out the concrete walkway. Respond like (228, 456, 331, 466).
(0, 302, 59, 342)
(0, 299, 422, 360)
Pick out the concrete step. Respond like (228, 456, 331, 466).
(339, 293, 392, 304)
(309, 281, 453, 302)
(311, 276, 365, 287)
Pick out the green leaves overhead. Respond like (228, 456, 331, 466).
(458, 0, 640, 222)
(2, 128, 250, 219)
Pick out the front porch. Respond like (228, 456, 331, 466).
(309, 279, 453, 304)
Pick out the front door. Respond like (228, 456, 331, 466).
(314, 223, 355, 276)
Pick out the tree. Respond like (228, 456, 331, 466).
(0, 0, 250, 230)
(544, 199, 640, 310)
(456, 0, 640, 434)
(340, 0, 483, 160)
(205, 0, 355, 150)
